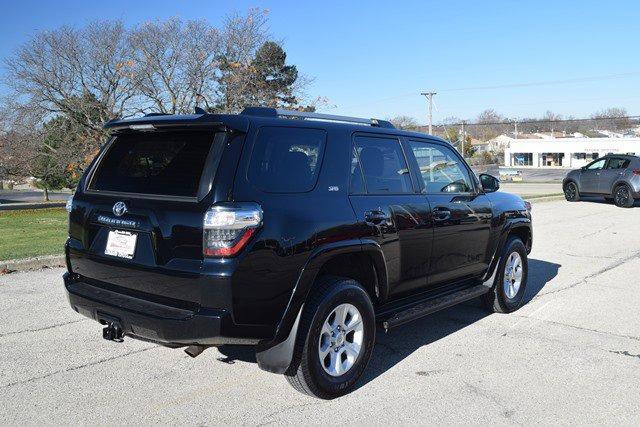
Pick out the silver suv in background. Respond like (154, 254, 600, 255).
(563, 155, 640, 207)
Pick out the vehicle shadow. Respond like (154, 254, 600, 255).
(355, 258, 560, 391)
(577, 195, 640, 207)
(216, 259, 560, 390)
(524, 258, 561, 303)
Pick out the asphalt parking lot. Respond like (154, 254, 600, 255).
(2, 197, 640, 424)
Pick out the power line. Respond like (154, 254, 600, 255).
(338, 71, 640, 110)
(437, 71, 640, 93)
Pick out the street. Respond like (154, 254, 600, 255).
(1, 198, 640, 424)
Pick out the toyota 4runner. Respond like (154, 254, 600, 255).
(64, 107, 532, 399)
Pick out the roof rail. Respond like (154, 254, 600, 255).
(241, 107, 395, 129)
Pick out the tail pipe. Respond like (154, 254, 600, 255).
(102, 323, 124, 342)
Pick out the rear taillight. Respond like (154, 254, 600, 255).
(632, 169, 640, 176)
(203, 203, 263, 257)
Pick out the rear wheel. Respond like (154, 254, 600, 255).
(564, 182, 580, 201)
(482, 237, 528, 313)
(613, 184, 634, 208)
(285, 276, 375, 399)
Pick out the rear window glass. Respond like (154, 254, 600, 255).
(352, 136, 412, 194)
(606, 158, 630, 169)
(90, 131, 222, 197)
(248, 127, 326, 193)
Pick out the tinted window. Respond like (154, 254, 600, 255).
(408, 140, 473, 193)
(90, 131, 221, 197)
(587, 159, 606, 170)
(248, 127, 325, 193)
(352, 136, 412, 194)
(606, 158, 630, 169)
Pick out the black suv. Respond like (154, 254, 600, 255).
(64, 107, 532, 399)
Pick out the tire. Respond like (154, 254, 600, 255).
(285, 276, 375, 399)
(482, 237, 528, 313)
(613, 184, 634, 208)
(564, 181, 580, 201)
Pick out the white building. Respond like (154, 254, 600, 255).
(504, 137, 640, 168)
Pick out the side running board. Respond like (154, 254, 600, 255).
(379, 284, 490, 331)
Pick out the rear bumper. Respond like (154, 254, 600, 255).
(64, 272, 265, 346)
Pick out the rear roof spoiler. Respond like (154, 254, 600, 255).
(104, 112, 250, 133)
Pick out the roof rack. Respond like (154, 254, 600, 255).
(241, 107, 395, 129)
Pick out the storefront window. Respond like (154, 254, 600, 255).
(513, 153, 533, 166)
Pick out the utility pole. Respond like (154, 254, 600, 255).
(514, 120, 518, 139)
(420, 92, 437, 134)
(460, 120, 466, 158)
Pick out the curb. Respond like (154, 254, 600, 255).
(1, 254, 65, 273)
(0, 202, 66, 211)
(527, 195, 565, 204)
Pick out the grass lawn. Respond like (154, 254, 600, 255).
(0, 208, 67, 260)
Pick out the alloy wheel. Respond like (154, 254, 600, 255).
(503, 252, 523, 300)
(615, 186, 630, 206)
(565, 183, 577, 200)
(318, 303, 364, 377)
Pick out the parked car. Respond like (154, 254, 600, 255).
(563, 155, 640, 207)
(499, 168, 523, 182)
(64, 107, 533, 399)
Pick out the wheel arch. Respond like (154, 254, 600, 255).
(563, 178, 579, 193)
(507, 223, 532, 253)
(255, 239, 387, 374)
(482, 219, 532, 288)
(610, 179, 631, 196)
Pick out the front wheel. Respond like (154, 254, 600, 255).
(482, 237, 529, 313)
(285, 276, 375, 399)
(614, 184, 635, 208)
(564, 182, 580, 201)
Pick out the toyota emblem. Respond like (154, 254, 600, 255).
(112, 201, 128, 217)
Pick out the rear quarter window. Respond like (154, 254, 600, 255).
(248, 127, 326, 193)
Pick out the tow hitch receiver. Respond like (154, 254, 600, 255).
(103, 323, 124, 342)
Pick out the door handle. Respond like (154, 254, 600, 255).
(364, 210, 390, 225)
(433, 207, 451, 221)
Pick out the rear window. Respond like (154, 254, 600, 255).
(90, 131, 223, 197)
(248, 127, 326, 193)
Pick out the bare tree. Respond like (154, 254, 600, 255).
(216, 8, 270, 112)
(592, 107, 631, 129)
(388, 115, 419, 130)
(476, 109, 506, 141)
(4, 21, 137, 133)
(128, 18, 222, 114)
(2, 10, 313, 189)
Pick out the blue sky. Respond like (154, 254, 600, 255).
(2, 0, 639, 124)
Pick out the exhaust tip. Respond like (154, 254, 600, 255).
(102, 323, 124, 342)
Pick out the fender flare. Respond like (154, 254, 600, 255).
(255, 239, 387, 374)
(483, 216, 532, 286)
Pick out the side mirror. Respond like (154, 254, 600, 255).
(479, 173, 500, 193)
